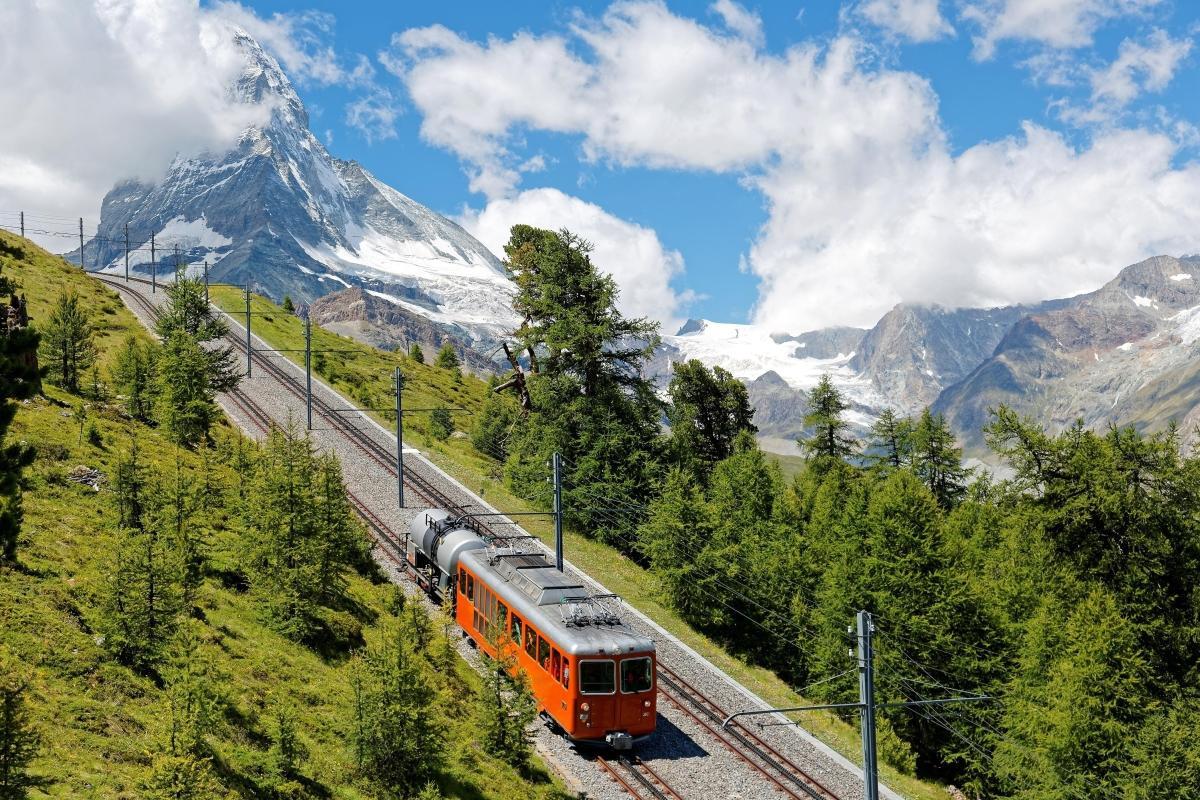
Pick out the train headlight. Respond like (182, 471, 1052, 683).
(581, 703, 590, 712)
(643, 699, 652, 708)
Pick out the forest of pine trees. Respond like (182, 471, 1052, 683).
(475, 224, 1200, 799)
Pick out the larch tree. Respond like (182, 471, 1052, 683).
(667, 358, 756, 482)
(38, 289, 95, 393)
(800, 374, 856, 467)
(0, 649, 40, 800)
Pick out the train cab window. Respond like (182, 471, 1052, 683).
(510, 615, 523, 647)
(579, 660, 615, 695)
(551, 649, 561, 681)
(525, 629, 538, 659)
(538, 638, 551, 671)
(621, 657, 653, 693)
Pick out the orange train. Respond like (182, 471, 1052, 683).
(407, 509, 656, 749)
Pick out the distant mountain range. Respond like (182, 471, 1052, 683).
(78, 26, 1200, 457)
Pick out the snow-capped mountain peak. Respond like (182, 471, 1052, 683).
(87, 25, 517, 345)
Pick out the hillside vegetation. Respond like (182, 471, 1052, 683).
(0, 231, 569, 799)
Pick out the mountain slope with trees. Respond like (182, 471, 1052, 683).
(0, 230, 569, 800)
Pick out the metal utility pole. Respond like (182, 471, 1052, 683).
(124, 223, 129, 282)
(394, 366, 404, 509)
(78, 218, 84, 270)
(305, 316, 312, 430)
(858, 611, 879, 800)
(244, 281, 252, 378)
(203, 260, 209, 304)
(174, 244, 180, 282)
(19, 212, 23, 238)
(553, 451, 564, 571)
(150, 232, 156, 293)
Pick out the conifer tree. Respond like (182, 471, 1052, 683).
(281, 295, 295, 314)
(155, 331, 219, 446)
(434, 342, 460, 372)
(155, 278, 238, 391)
(799, 374, 856, 467)
(429, 407, 453, 441)
(350, 617, 444, 796)
(667, 359, 756, 482)
(0, 650, 39, 800)
(638, 469, 719, 627)
(408, 342, 425, 364)
(477, 648, 536, 768)
(312, 452, 366, 604)
(111, 335, 157, 420)
(103, 444, 182, 670)
(38, 289, 95, 393)
(143, 753, 217, 800)
(911, 408, 968, 507)
(868, 409, 913, 469)
(270, 703, 304, 781)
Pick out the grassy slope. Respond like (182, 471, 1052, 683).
(209, 287, 944, 800)
(1, 232, 569, 799)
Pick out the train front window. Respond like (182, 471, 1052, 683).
(621, 657, 653, 693)
(580, 660, 616, 695)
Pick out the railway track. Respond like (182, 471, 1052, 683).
(94, 272, 844, 800)
(656, 663, 840, 800)
(596, 754, 684, 800)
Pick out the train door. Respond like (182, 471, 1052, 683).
(616, 656, 654, 729)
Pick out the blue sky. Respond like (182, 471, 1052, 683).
(6, 1, 1200, 332)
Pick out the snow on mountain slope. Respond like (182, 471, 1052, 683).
(85, 24, 517, 344)
(660, 319, 885, 423)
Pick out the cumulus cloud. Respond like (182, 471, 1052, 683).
(858, 0, 954, 43)
(960, 0, 1164, 59)
(1089, 28, 1192, 105)
(459, 188, 691, 328)
(389, 0, 1200, 332)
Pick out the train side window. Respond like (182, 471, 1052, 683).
(538, 638, 551, 672)
(525, 629, 538, 659)
(466, 574, 474, 602)
(561, 662, 570, 689)
(551, 649, 561, 681)
(579, 660, 616, 695)
(497, 601, 508, 629)
(510, 615, 523, 647)
(621, 657, 653, 693)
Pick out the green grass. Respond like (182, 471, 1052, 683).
(1, 232, 571, 799)
(209, 286, 947, 800)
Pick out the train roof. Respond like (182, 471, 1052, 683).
(460, 547, 655, 658)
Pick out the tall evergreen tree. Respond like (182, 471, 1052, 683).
(911, 408, 968, 507)
(155, 331, 219, 446)
(868, 409, 913, 469)
(407, 342, 425, 364)
(111, 335, 157, 420)
(799, 374, 856, 466)
(155, 277, 239, 392)
(667, 359, 756, 482)
(38, 289, 95, 393)
(350, 616, 444, 797)
(476, 648, 536, 768)
(434, 342, 460, 371)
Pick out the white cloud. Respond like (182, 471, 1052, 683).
(389, 1, 1200, 333)
(858, 0, 954, 43)
(711, 0, 765, 47)
(459, 188, 691, 328)
(345, 90, 402, 144)
(960, 0, 1165, 59)
(1089, 28, 1192, 105)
